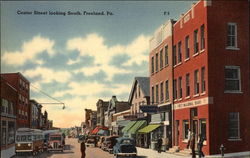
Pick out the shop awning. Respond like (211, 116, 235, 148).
(97, 129, 109, 136)
(122, 121, 137, 133)
(91, 126, 109, 135)
(140, 105, 158, 113)
(138, 124, 161, 134)
(127, 120, 147, 134)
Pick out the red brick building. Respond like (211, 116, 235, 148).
(1, 73, 30, 128)
(172, 0, 249, 155)
(0, 77, 18, 158)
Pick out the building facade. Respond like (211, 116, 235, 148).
(30, 99, 40, 129)
(172, 0, 250, 155)
(1, 73, 30, 128)
(0, 77, 17, 158)
(96, 99, 109, 126)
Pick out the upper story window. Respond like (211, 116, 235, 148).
(186, 73, 190, 97)
(185, 36, 190, 59)
(156, 84, 159, 103)
(165, 80, 169, 101)
(228, 112, 240, 139)
(135, 89, 137, 99)
(194, 29, 199, 54)
(225, 66, 241, 92)
(138, 85, 140, 98)
(178, 77, 182, 99)
(160, 82, 164, 103)
(227, 23, 237, 48)
(200, 25, 205, 50)
(1, 98, 8, 114)
(178, 41, 182, 63)
(155, 53, 159, 72)
(160, 49, 163, 69)
(165, 45, 168, 66)
(173, 45, 177, 66)
(194, 69, 199, 95)
(151, 86, 154, 104)
(173, 79, 177, 100)
(151, 56, 154, 74)
(201, 67, 206, 93)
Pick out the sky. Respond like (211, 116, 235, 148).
(1, 1, 196, 128)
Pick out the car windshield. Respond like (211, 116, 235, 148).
(16, 135, 32, 142)
(121, 139, 133, 144)
(50, 136, 61, 141)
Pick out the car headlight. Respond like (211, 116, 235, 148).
(18, 143, 21, 147)
(28, 143, 31, 146)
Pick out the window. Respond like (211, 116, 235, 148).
(156, 53, 159, 72)
(199, 119, 207, 139)
(156, 85, 159, 103)
(160, 82, 164, 103)
(228, 112, 240, 139)
(1, 99, 8, 114)
(194, 29, 199, 54)
(151, 86, 154, 104)
(178, 41, 182, 63)
(200, 25, 205, 50)
(225, 66, 241, 92)
(201, 67, 206, 93)
(173, 45, 177, 66)
(8, 121, 15, 144)
(135, 89, 137, 99)
(178, 77, 182, 99)
(190, 108, 198, 118)
(165, 80, 169, 101)
(183, 120, 189, 139)
(165, 45, 168, 66)
(1, 121, 6, 146)
(151, 56, 154, 74)
(186, 73, 190, 97)
(138, 85, 140, 97)
(185, 36, 190, 59)
(8, 102, 14, 115)
(173, 79, 177, 100)
(160, 49, 163, 69)
(194, 70, 199, 95)
(227, 23, 237, 48)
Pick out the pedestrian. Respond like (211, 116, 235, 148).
(190, 133, 196, 158)
(197, 134, 205, 158)
(187, 129, 192, 149)
(80, 141, 86, 158)
(157, 137, 162, 153)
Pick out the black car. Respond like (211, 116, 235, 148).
(113, 137, 137, 158)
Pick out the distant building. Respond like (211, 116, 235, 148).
(1, 72, 30, 128)
(0, 77, 18, 158)
(96, 99, 109, 127)
(30, 99, 40, 129)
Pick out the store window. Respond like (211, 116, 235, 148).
(8, 121, 15, 144)
(183, 120, 189, 139)
(228, 112, 240, 139)
(199, 119, 207, 139)
(1, 121, 6, 146)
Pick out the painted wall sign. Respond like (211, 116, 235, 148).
(174, 97, 213, 110)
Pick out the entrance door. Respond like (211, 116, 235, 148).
(192, 120, 198, 149)
(175, 120, 179, 146)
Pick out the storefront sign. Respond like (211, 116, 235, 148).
(140, 105, 158, 113)
(174, 97, 213, 110)
(151, 114, 162, 123)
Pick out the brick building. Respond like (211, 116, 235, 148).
(149, 0, 249, 155)
(0, 77, 17, 158)
(1, 73, 30, 128)
(96, 99, 109, 126)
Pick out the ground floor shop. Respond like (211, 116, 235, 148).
(1, 116, 16, 158)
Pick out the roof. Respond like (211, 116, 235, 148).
(128, 77, 150, 103)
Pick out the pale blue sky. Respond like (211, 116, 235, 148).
(1, 1, 196, 127)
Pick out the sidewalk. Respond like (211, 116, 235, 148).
(136, 147, 250, 158)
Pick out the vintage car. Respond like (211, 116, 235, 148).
(47, 133, 64, 152)
(106, 135, 119, 154)
(15, 128, 44, 155)
(85, 135, 99, 147)
(101, 136, 111, 151)
(113, 137, 137, 158)
(78, 135, 86, 143)
(97, 136, 105, 148)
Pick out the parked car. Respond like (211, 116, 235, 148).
(78, 135, 85, 143)
(101, 136, 111, 151)
(85, 135, 99, 147)
(113, 137, 137, 158)
(97, 136, 105, 148)
(106, 135, 119, 154)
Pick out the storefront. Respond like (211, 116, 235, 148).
(127, 120, 147, 146)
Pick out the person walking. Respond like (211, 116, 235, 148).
(190, 133, 196, 158)
(187, 129, 192, 149)
(80, 141, 86, 158)
(157, 137, 163, 153)
(197, 134, 205, 158)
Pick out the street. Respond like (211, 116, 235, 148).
(12, 138, 142, 158)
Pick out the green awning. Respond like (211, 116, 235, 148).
(122, 121, 137, 133)
(138, 124, 161, 134)
(127, 120, 147, 134)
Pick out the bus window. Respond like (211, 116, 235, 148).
(27, 136, 32, 141)
(21, 136, 26, 141)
